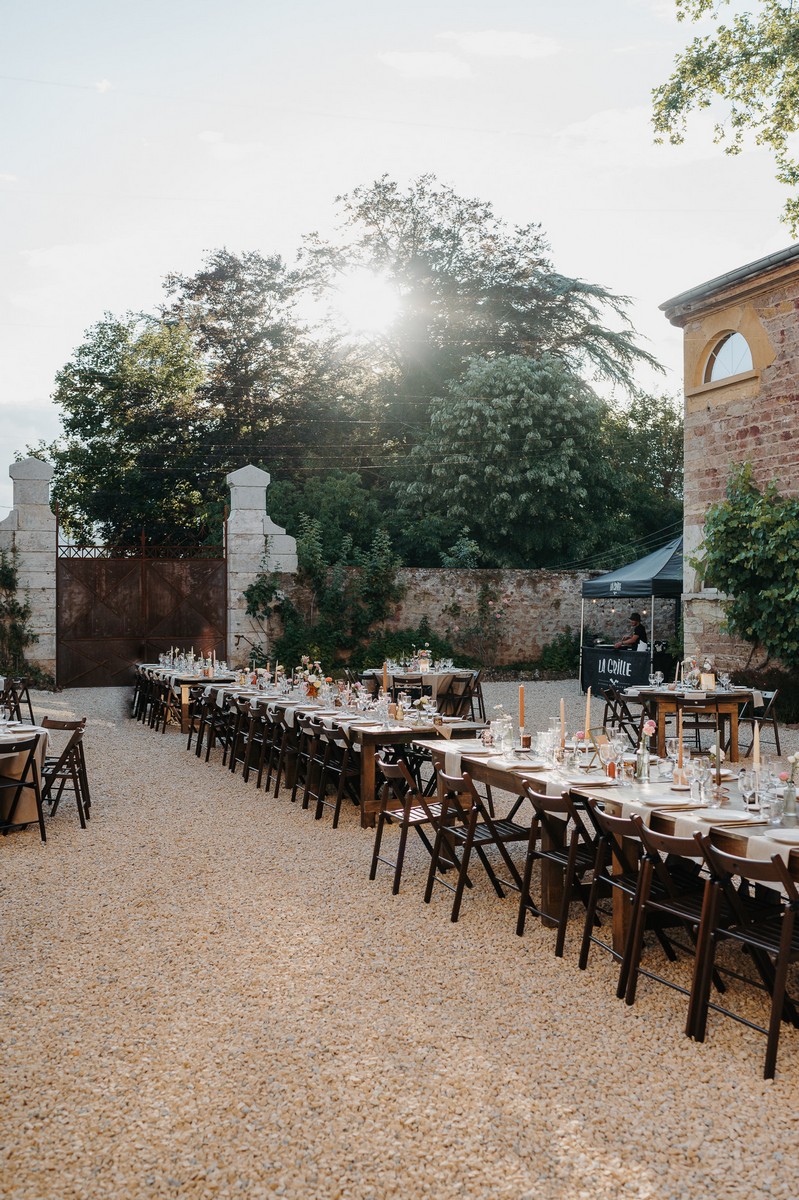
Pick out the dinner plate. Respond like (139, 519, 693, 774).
(670, 784, 691, 792)
(764, 830, 799, 845)
(695, 810, 751, 823)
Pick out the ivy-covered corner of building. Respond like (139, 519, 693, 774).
(0, 547, 54, 688)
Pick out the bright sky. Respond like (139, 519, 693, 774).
(0, 0, 790, 515)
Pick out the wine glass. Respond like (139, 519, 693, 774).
(739, 768, 757, 811)
(654, 671, 664, 687)
(598, 741, 614, 776)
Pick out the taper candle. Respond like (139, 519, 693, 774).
(715, 729, 721, 785)
(753, 722, 760, 766)
(678, 709, 683, 769)
(584, 687, 592, 741)
(560, 697, 565, 748)
(519, 684, 525, 730)
(383, 661, 388, 694)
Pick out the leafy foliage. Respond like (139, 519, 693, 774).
(34, 177, 672, 566)
(0, 549, 49, 684)
(394, 355, 616, 567)
(266, 520, 404, 668)
(349, 618, 455, 672)
(36, 316, 208, 543)
(693, 463, 799, 667)
(537, 628, 582, 675)
(653, 1, 799, 231)
(441, 581, 514, 666)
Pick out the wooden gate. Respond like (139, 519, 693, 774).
(56, 539, 226, 688)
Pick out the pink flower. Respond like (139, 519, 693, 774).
(642, 719, 656, 737)
(780, 772, 789, 782)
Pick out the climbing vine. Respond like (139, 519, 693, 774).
(693, 463, 799, 668)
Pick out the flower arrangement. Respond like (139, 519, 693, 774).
(709, 744, 726, 764)
(779, 753, 799, 785)
(299, 655, 325, 697)
(642, 719, 656, 739)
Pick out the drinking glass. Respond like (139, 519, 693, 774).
(739, 768, 757, 811)
(764, 789, 785, 826)
(648, 673, 657, 687)
(718, 672, 731, 691)
(654, 671, 664, 687)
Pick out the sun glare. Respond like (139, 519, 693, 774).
(333, 269, 399, 335)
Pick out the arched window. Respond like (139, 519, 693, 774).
(704, 331, 753, 383)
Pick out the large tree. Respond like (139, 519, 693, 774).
(163, 248, 353, 476)
(37, 315, 209, 543)
(653, 0, 799, 231)
(392, 355, 619, 568)
(303, 175, 661, 445)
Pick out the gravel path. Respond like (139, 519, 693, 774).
(2, 684, 799, 1200)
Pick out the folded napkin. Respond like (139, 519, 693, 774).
(753, 689, 765, 708)
(444, 748, 462, 775)
(485, 755, 536, 772)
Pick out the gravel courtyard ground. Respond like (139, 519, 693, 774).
(2, 681, 798, 1200)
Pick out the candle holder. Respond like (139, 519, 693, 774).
(520, 729, 531, 750)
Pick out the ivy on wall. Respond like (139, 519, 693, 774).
(0, 547, 49, 684)
(693, 463, 799, 669)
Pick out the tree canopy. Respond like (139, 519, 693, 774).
(305, 175, 661, 442)
(34, 175, 680, 563)
(653, 0, 799, 231)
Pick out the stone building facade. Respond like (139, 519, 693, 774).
(661, 245, 799, 668)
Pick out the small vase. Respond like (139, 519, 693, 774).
(635, 742, 650, 784)
(784, 782, 797, 817)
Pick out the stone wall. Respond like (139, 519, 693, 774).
(0, 458, 57, 677)
(663, 250, 799, 668)
(257, 567, 670, 668)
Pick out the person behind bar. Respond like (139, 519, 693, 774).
(614, 611, 648, 651)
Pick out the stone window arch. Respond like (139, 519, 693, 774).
(703, 330, 754, 383)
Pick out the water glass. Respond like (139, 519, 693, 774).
(764, 791, 785, 826)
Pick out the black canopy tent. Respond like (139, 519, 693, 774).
(579, 537, 683, 688)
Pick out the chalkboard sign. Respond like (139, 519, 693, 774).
(581, 645, 651, 695)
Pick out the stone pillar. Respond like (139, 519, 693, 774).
(226, 464, 297, 666)
(0, 458, 57, 677)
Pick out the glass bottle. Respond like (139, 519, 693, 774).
(635, 739, 650, 783)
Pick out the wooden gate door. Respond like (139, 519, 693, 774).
(56, 549, 226, 688)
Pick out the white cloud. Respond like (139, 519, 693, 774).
(0, 173, 19, 184)
(95, 79, 112, 93)
(439, 30, 559, 60)
(378, 51, 472, 79)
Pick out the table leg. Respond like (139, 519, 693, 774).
(657, 706, 667, 759)
(729, 706, 739, 762)
(360, 739, 377, 828)
(180, 684, 191, 734)
(539, 820, 564, 929)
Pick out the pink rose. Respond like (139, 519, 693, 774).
(780, 772, 789, 782)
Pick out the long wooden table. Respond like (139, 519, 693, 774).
(624, 686, 754, 761)
(190, 683, 485, 827)
(420, 740, 799, 953)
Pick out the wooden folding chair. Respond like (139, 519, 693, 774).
(424, 768, 530, 922)
(41, 717, 89, 830)
(693, 836, 799, 1079)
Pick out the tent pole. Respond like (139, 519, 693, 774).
(650, 599, 656, 674)
(579, 599, 585, 694)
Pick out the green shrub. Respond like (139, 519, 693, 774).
(537, 628, 581, 676)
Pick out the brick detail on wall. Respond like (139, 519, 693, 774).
(665, 254, 799, 668)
